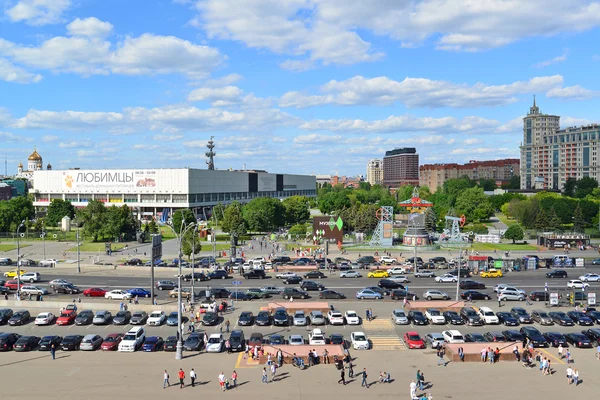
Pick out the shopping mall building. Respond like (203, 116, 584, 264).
(32, 168, 316, 221)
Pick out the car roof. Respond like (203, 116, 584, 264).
(209, 333, 222, 338)
(447, 330, 462, 335)
(428, 332, 444, 338)
(406, 331, 419, 335)
(352, 331, 366, 336)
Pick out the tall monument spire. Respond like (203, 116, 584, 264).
(206, 136, 216, 170)
(529, 94, 539, 115)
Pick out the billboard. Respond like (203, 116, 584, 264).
(62, 170, 158, 191)
(313, 216, 344, 242)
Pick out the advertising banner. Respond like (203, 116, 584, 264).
(313, 216, 344, 243)
(588, 292, 596, 306)
(549, 292, 559, 306)
(62, 170, 157, 191)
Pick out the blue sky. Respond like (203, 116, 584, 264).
(1, 0, 599, 177)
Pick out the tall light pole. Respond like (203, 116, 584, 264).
(16, 220, 25, 295)
(75, 219, 81, 274)
(191, 225, 198, 303)
(41, 220, 46, 261)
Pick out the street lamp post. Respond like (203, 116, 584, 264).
(76, 220, 81, 274)
(191, 226, 198, 303)
(41, 220, 46, 261)
(16, 220, 25, 295)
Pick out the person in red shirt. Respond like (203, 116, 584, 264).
(178, 368, 185, 389)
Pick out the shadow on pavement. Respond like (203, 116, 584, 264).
(0, 354, 66, 367)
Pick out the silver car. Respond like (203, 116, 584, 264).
(309, 311, 326, 325)
(423, 289, 450, 301)
(424, 332, 445, 348)
(80, 334, 103, 351)
(531, 310, 554, 325)
(340, 270, 362, 278)
(499, 289, 525, 301)
(293, 311, 307, 326)
(93, 310, 112, 325)
(391, 309, 409, 325)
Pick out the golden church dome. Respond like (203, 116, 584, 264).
(28, 149, 42, 161)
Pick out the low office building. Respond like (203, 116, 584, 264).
(32, 168, 316, 221)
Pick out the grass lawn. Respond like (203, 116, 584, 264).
(159, 225, 177, 240)
(66, 243, 126, 252)
(0, 244, 26, 252)
(495, 213, 518, 227)
(469, 242, 538, 251)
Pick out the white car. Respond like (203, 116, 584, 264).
(388, 267, 407, 275)
(478, 307, 499, 324)
(380, 256, 397, 265)
(206, 333, 224, 352)
(289, 335, 304, 345)
(308, 328, 326, 345)
(20, 272, 41, 283)
(105, 290, 132, 300)
(35, 312, 55, 325)
(567, 280, 589, 289)
(340, 270, 362, 278)
(351, 332, 370, 350)
(435, 274, 457, 283)
(425, 308, 446, 324)
(442, 330, 465, 344)
(20, 286, 48, 295)
(327, 310, 345, 325)
(344, 310, 360, 325)
(498, 289, 525, 301)
(391, 309, 409, 325)
(38, 259, 58, 267)
(579, 274, 600, 282)
(147, 311, 166, 326)
(276, 271, 297, 279)
(388, 275, 410, 283)
(49, 279, 71, 287)
(493, 284, 525, 294)
(253, 257, 266, 263)
(119, 327, 146, 352)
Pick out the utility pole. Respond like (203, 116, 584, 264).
(191, 226, 197, 303)
(16, 220, 25, 295)
(41, 220, 46, 260)
(76, 223, 81, 274)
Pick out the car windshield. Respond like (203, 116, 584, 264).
(290, 337, 302, 342)
(453, 335, 464, 340)
(105, 336, 117, 342)
(394, 311, 405, 317)
(150, 313, 161, 318)
(205, 312, 216, 318)
(186, 336, 199, 344)
(116, 312, 128, 317)
(208, 337, 221, 344)
(483, 311, 494, 316)
(408, 335, 420, 341)
(80, 311, 93, 317)
(62, 337, 76, 343)
(347, 312, 357, 317)
(447, 312, 458, 317)
(13, 312, 24, 318)
(354, 335, 366, 341)
(428, 310, 440, 315)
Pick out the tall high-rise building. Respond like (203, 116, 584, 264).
(366, 159, 383, 185)
(520, 99, 599, 190)
(382, 148, 419, 187)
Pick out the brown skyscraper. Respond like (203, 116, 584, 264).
(382, 148, 419, 188)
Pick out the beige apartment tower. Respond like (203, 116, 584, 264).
(366, 159, 383, 185)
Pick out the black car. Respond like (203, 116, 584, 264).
(14, 336, 40, 352)
(459, 280, 485, 290)
(8, 310, 30, 326)
(283, 276, 303, 285)
(378, 279, 403, 289)
(319, 290, 346, 299)
(520, 326, 548, 347)
(209, 288, 231, 299)
(202, 311, 219, 326)
(183, 332, 204, 351)
(164, 336, 178, 352)
(460, 307, 483, 326)
(273, 308, 289, 326)
(565, 332, 592, 348)
(546, 270, 568, 278)
(238, 311, 254, 326)
(529, 291, 550, 302)
(208, 270, 229, 280)
(328, 334, 344, 345)
(271, 256, 291, 265)
(390, 289, 417, 300)
(229, 330, 246, 351)
(543, 332, 568, 348)
(282, 288, 309, 299)
(567, 311, 594, 326)
(0, 286, 8, 295)
(75, 310, 94, 325)
(61, 335, 84, 351)
(586, 311, 600, 324)
(408, 311, 428, 325)
(460, 290, 490, 300)
(156, 280, 177, 290)
(183, 273, 207, 282)
(582, 328, 600, 345)
(54, 284, 81, 294)
(125, 258, 143, 266)
(243, 269, 266, 279)
(255, 311, 271, 326)
(357, 256, 377, 265)
(109, 310, 130, 325)
(502, 330, 524, 342)
(510, 307, 532, 324)
(496, 312, 519, 326)
(268, 334, 285, 345)
(304, 270, 326, 279)
(443, 311, 464, 325)
(0, 333, 20, 351)
(130, 311, 149, 325)
(549, 312, 574, 326)
(0, 309, 13, 325)
(429, 257, 447, 264)
(483, 332, 506, 343)
(447, 269, 471, 278)
(38, 335, 62, 351)
(229, 291, 251, 301)
(464, 333, 487, 343)
(300, 280, 325, 291)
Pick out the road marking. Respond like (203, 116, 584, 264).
(538, 348, 565, 365)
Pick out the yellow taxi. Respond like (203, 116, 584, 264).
(3, 269, 27, 278)
(480, 269, 503, 278)
(367, 270, 389, 278)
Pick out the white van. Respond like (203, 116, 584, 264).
(118, 327, 146, 352)
(478, 307, 499, 324)
(308, 328, 326, 345)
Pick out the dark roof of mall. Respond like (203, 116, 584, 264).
(384, 148, 417, 157)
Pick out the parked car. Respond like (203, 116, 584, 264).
(93, 310, 112, 325)
(425, 308, 446, 324)
(163, 336, 178, 352)
(443, 311, 464, 325)
(483, 331, 506, 342)
(202, 311, 219, 326)
(38, 335, 62, 351)
(350, 331, 370, 350)
(142, 336, 164, 352)
(228, 330, 246, 352)
(460, 307, 483, 326)
(344, 310, 360, 325)
(403, 332, 425, 349)
(166, 312, 188, 326)
(147, 311, 167, 326)
(327, 310, 345, 325)
(549, 311, 574, 326)
(531, 310, 554, 325)
(130, 311, 149, 325)
(502, 330, 524, 342)
(273, 308, 289, 326)
(319, 289, 345, 299)
(442, 330, 465, 344)
(496, 312, 519, 326)
(255, 311, 271, 326)
(520, 326, 548, 347)
(567, 311, 594, 326)
(0, 333, 20, 351)
(464, 333, 487, 343)
(112, 311, 131, 325)
(565, 332, 592, 348)
(308, 311, 326, 325)
(424, 332, 445, 348)
(238, 311, 254, 326)
(510, 307, 532, 324)
(8, 310, 30, 326)
(61, 335, 84, 351)
(248, 333, 264, 347)
(408, 310, 428, 325)
(83, 287, 107, 297)
(206, 333, 225, 352)
(14, 336, 40, 351)
(546, 270, 568, 278)
(101, 333, 123, 351)
(543, 332, 568, 347)
(183, 332, 204, 351)
(75, 310, 94, 325)
(80, 334, 103, 351)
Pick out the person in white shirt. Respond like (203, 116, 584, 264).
(566, 367, 573, 384)
(558, 344, 564, 359)
(219, 372, 226, 391)
(270, 363, 277, 381)
(190, 369, 197, 387)
(573, 369, 579, 386)
(410, 380, 417, 399)
(163, 370, 170, 389)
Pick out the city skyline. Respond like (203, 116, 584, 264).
(1, 0, 600, 176)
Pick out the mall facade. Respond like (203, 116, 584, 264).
(32, 168, 316, 221)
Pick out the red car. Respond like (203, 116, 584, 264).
(4, 280, 22, 291)
(56, 310, 77, 326)
(101, 333, 123, 351)
(403, 331, 426, 349)
(83, 288, 107, 297)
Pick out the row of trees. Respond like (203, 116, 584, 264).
(76, 201, 139, 242)
(0, 196, 35, 233)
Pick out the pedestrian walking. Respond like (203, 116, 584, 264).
(566, 366, 573, 384)
(347, 361, 354, 378)
(219, 372, 226, 391)
(270, 362, 277, 382)
(566, 349, 572, 364)
(323, 348, 329, 364)
(481, 347, 487, 362)
(190, 369, 196, 387)
(458, 346, 464, 362)
(596, 343, 600, 360)
(277, 349, 283, 367)
(410, 380, 417, 399)
(262, 367, 268, 384)
(361, 368, 369, 388)
(225, 319, 230, 333)
(178, 368, 185, 389)
(231, 370, 237, 388)
(573, 369, 579, 385)
(558, 344, 564, 359)
(416, 370, 424, 390)
(437, 347, 445, 366)
(338, 368, 346, 385)
(163, 370, 170, 388)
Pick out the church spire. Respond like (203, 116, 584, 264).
(533, 94, 536, 108)
(529, 94, 539, 115)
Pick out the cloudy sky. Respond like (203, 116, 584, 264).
(1, 0, 599, 176)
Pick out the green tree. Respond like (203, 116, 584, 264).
(424, 207, 437, 233)
(353, 204, 379, 233)
(77, 200, 107, 242)
(563, 177, 577, 197)
(547, 207, 562, 231)
(442, 176, 477, 205)
(574, 177, 598, 198)
(221, 202, 247, 235)
(211, 203, 225, 226)
(534, 208, 550, 231)
(172, 209, 196, 234)
(318, 191, 350, 214)
(103, 205, 138, 240)
(455, 187, 494, 222)
(282, 196, 310, 225)
(243, 197, 285, 232)
(181, 229, 201, 259)
(573, 203, 585, 232)
(478, 178, 496, 191)
(46, 199, 76, 227)
(288, 223, 309, 237)
(503, 224, 524, 244)
(148, 220, 158, 234)
(501, 175, 520, 190)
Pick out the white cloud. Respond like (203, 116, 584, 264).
(451, 147, 514, 156)
(280, 75, 568, 109)
(153, 134, 183, 141)
(279, 59, 315, 72)
(593, 55, 600, 61)
(66, 17, 113, 38)
(202, 73, 243, 87)
(293, 134, 343, 144)
(534, 53, 567, 68)
(546, 85, 598, 100)
(42, 135, 59, 142)
(59, 141, 92, 148)
(0, 131, 32, 143)
(463, 138, 483, 145)
(188, 86, 244, 103)
(131, 144, 161, 150)
(13, 110, 124, 130)
(0, 58, 42, 83)
(6, 0, 70, 26)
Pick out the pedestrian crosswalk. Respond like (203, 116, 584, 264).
(362, 319, 406, 351)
